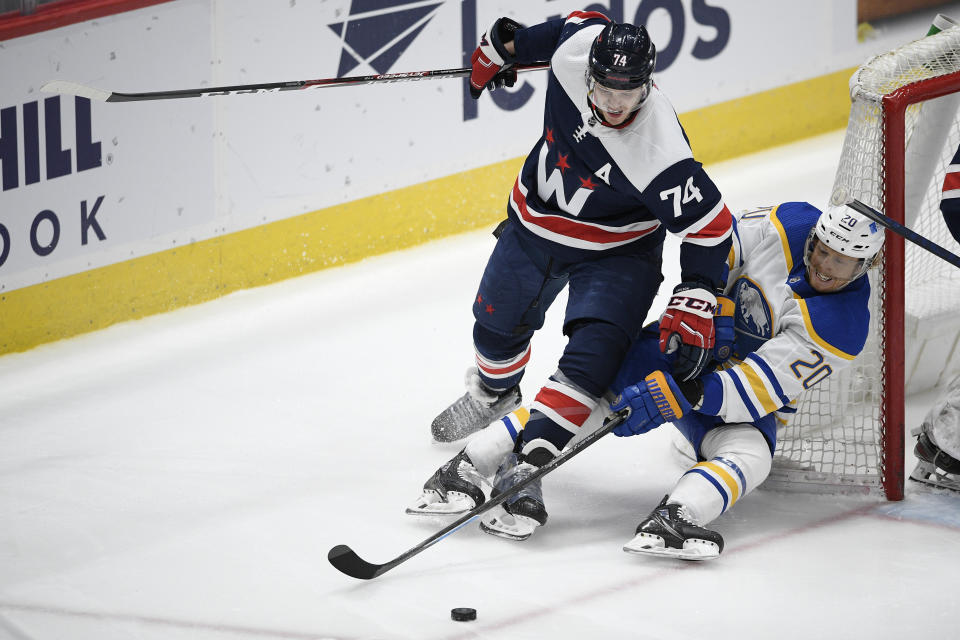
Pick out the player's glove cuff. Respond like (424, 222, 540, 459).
(713, 295, 735, 362)
(470, 17, 522, 98)
(488, 17, 521, 63)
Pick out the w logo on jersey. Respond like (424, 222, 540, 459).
(328, 1, 443, 76)
(535, 143, 593, 216)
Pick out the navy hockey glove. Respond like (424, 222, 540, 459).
(469, 17, 521, 99)
(713, 295, 735, 363)
(659, 282, 718, 382)
(610, 371, 694, 437)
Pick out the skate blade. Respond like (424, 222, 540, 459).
(623, 534, 720, 561)
(405, 491, 476, 516)
(908, 472, 960, 493)
(478, 507, 538, 541)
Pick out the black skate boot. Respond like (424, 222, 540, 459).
(406, 449, 490, 516)
(479, 445, 552, 541)
(623, 495, 724, 560)
(908, 425, 960, 492)
(431, 367, 521, 443)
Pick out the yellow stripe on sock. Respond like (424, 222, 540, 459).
(511, 407, 530, 430)
(699, 461, 741, 504)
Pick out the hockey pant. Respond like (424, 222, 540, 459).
(471, 222, 663, 453)
(612, 325, 775, 525)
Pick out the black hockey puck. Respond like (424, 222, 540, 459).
(451, 607, 477, 622)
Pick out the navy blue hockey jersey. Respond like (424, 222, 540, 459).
(940, 143, 960, 245)
(509, 11, 732, 283)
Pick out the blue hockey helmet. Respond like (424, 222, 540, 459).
(588, 22, 656, 91)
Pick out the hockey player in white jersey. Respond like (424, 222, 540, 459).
(409, 201, 884, 552)
(608, 200, 884, 559)
(424, 11, 731, 539)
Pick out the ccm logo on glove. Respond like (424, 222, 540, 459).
(667, 294, 716, 315)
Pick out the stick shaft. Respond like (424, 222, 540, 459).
(327, 412, 626, 580)
(846, 199, 960, 270)
(41, 63, 550, 103)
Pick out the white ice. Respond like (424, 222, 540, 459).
(2, 131, 959, 640)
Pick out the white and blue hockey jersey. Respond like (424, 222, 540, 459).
(510, 11, 732, 283)
(696, 202, 872, 426)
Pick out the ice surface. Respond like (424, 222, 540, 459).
(1, 131, 958, 640)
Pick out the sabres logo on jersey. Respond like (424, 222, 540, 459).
(732, 277, 772, 356)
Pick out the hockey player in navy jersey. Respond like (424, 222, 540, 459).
(409, 200, 884, 551)
(423, 12, 732, 540)
(908, 141, 960, 492)
(937, 142, 960, 244)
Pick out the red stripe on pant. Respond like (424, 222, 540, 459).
(533, 386, 592, 429)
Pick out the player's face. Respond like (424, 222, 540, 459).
(589, 81, 649, 125)
(806, 240, 863, 292)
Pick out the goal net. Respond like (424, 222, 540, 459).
(766, 19, 960, 500)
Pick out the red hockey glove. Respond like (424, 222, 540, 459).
(469, 17, 522, 99)
(659, 283, 718, 382)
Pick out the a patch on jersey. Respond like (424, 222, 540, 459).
(595, 162, 613, 185)
(731, 276, 773, 356)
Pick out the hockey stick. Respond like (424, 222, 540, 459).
(328, 411, 627, 580)
(845, 198, 960, 270)
(40, 62, 550, 103)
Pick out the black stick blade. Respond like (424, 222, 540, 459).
(328, 544, 384, 580)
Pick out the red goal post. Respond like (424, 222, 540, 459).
(768, 24, 960, 501)
(881, 68, 960, 499)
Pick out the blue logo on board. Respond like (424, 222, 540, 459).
(327, 0, 444, 76)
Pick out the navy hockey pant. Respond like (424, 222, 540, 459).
(472, 222, 663, 451)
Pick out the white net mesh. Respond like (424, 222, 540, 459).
(767, 24, 960, 497)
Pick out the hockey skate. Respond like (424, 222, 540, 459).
(909, 459, 960, 492)
(908, 425, 960, 493)
(623, 496, 724, 561)
(431, 367, 521, 443)
(406, 449, 491, 516)
(479, 450, 549, 541)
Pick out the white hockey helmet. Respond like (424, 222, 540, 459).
(803, 203, 885, 283)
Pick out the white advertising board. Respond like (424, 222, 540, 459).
(2, 0, 959, 293)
